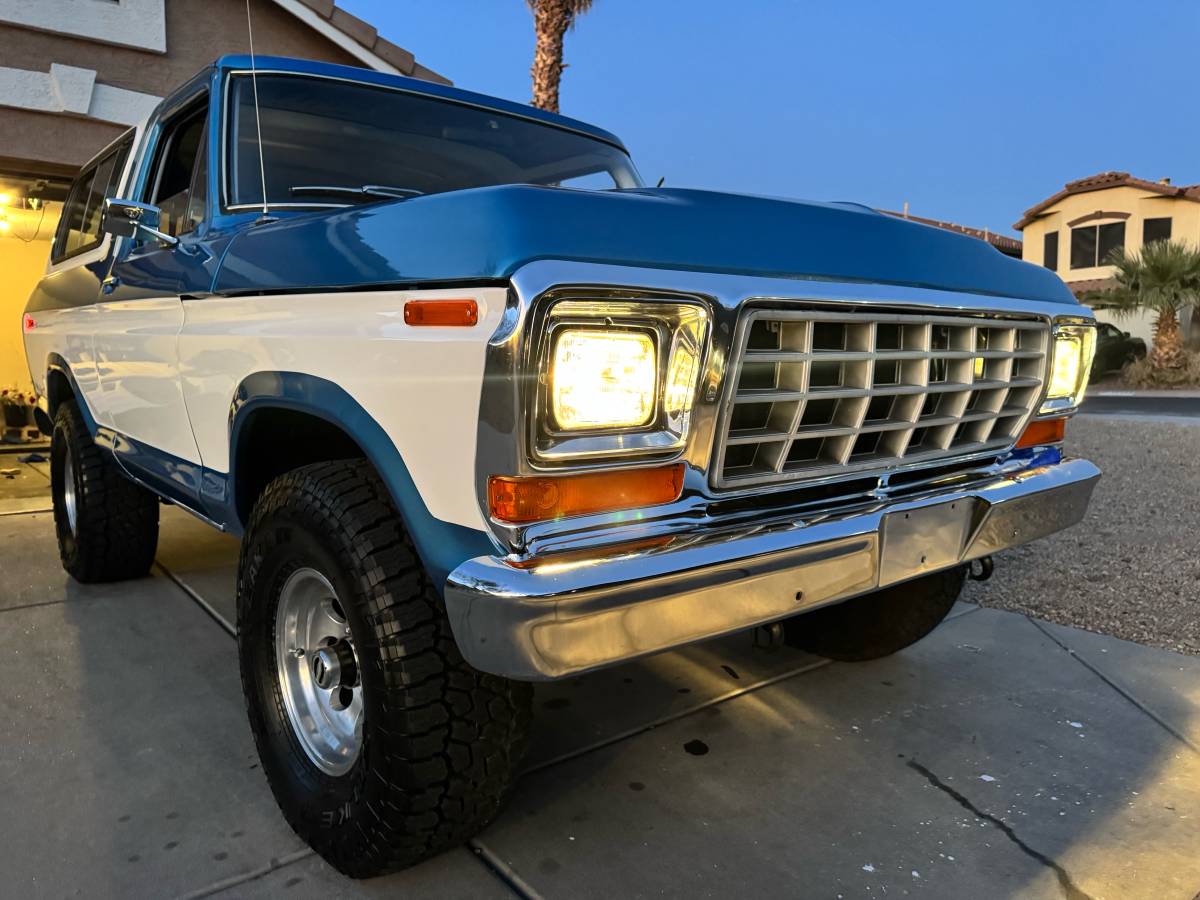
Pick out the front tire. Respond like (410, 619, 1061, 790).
(237, 460, 531, 878)
(51, 399, 159, 583)
(782, 567, 966, 661)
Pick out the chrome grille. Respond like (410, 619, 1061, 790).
(713, 309, 1050, 489)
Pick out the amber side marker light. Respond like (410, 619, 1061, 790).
(489, 464, 685, 525)
(404, 299, 478, 327)
(1015, 417, 1066, 449)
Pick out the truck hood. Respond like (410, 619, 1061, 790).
(214, 185, 1075, 304)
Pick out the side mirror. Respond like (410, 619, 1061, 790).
(102, 197, 178, 247)
(1122, 331, 1130, 338)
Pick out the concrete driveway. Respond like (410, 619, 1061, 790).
(2, 449, 1199, 899)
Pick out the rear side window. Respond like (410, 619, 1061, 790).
(51, 136, 133, 264)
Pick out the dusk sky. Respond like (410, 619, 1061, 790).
(343, 0, 1200, 238)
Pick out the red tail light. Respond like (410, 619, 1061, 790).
(22, 314, 36, 333)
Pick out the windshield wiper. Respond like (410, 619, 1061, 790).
(288, 184, 424, 202)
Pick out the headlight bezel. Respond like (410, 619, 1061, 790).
(529, 297, 710, 465)
(1038, 321, 1097, 416)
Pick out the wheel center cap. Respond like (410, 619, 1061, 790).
(312, 640, 357, 690)
(312, 647, 340, 689)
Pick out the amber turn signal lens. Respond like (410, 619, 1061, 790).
(488, 464, 685, 525)
(1015, 417, 1065, 449)
(403, 299, 478, 327)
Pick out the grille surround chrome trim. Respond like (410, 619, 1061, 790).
(477, 260, 1093, 556)
(712, 307, 1051, 489)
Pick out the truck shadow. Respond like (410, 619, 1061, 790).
(493, 606, 1200, 898)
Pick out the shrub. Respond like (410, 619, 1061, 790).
(1121, 351, 1200, 388)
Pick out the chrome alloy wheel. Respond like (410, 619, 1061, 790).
(62, 446, 78, 535)
(274, 567, 363, 776)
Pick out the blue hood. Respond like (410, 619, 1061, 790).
(214, 186, 1075, 304)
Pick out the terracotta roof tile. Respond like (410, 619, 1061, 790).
(1015, 171, 1200, 230)
(374, 37, 416, 75)
(329, 7, 377, 48)
(296, 0, 333, 18)
(879, 209, 1022, 254)
(278, 1, 450, 84)
(410, 63, 452, 87)
(1065, 277, 1118, 300)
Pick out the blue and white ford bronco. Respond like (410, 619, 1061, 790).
(23, 55, 1100, 876)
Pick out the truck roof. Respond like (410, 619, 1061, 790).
(211, 54, 628, 152)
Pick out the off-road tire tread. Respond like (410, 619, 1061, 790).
(237, 459, 531, 878)
(52, 400, 158, 582)
(782, 567, 966, 661)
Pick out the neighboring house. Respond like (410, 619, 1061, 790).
(0, 0, 446, 393)
(1015, 171, 1200, 348)
(879, 207, 1023, 259)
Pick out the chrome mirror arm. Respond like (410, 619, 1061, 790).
(135, 223, 179, 248)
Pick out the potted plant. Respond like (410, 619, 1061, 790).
(1, 390, 39, 443)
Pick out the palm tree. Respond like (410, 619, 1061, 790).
(526, 0, 593, 112)
(1091, 240, 1200, 371)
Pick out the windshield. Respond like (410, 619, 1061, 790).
(225, 74, 642, 208)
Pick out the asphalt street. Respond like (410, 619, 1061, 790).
(1081, 392, 1200, 420)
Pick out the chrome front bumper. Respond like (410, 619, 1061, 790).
(444, 458, 1100, 681)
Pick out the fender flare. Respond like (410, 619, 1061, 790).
(42, 354, 98, 434)
(229, 371, 497, 589)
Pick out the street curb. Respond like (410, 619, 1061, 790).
(1089, 389, 1200, 399)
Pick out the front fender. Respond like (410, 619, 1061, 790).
(229, 371, 498, 589)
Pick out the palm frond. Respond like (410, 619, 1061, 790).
(1088, 240, 1200, 316)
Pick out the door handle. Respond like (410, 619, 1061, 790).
(101, 275, 120, 295)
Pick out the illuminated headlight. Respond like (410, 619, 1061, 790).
(551, 329, 657, 430)
(1040, 324, 1096, 414)
(534, 299, 709, 461)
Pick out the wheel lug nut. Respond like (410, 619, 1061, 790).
(292, 647, 305, 658)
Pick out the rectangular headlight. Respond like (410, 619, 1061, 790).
(1041, 324, 1096, 413)
(551, 329, 657, 430)
(534, 299, 709, 462)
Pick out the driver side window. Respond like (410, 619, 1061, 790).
(146, 99, 209, 238)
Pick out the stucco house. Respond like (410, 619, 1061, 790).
(0, 0, 446, 393)
(1015, 171, 1200, 347)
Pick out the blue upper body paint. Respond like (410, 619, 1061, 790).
(212, 183, 1075, 303)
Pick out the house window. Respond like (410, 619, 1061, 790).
(1043, 231, 1058, 271)
(1070, 221, 1125, 269)
(1143, 217, 1171, 245)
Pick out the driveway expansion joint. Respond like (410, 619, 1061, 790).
(520, 658, 832, 776)
(906, 758, 1092, 900)
(154, 561, 237, 638)
(469, 840, 544, 899)
(175, 848, 315, 899)
(0, 597, 69, 616)
(1027, 616, 1200, 755)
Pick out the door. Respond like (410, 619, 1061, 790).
(92, 98, 210, 469)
